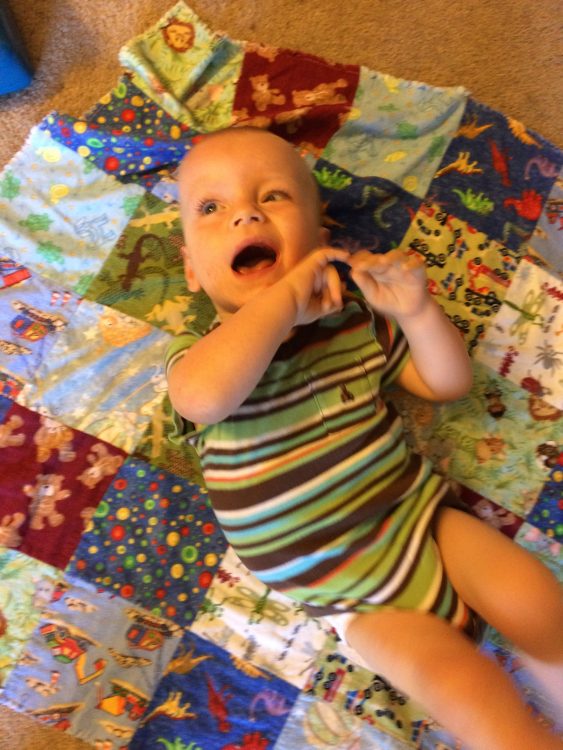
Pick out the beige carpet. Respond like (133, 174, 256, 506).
(0, 1, 561, 748)
(0, 0, 562, 170)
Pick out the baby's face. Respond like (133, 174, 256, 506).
(178, 129, 327, 318)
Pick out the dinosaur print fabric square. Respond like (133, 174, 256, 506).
(474, 258, 563, 410)
(429, 98, 563, 250)
(323, 67, 467, 198)
(190, 546, 331, 689)
(132, 630, 299, 750)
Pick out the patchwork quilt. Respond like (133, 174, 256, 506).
(0, 2, 561, 748)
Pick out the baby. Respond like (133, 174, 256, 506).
(167, 127, 563, 749)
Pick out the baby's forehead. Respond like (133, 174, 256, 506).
(178, 128, 320, 203)
(184, 130, 306, 170)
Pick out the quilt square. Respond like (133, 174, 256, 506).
(323, 67, 467, 198)
(0, 574, 183, 745)
(516, 523, 561, 579)
(314, 159, 420, 255)
(85, 191, 189, 328)
(526, 475, 563, 544)
(190, 546, 330, 689)
(397, 362, 562, 516)
(429, 98, 563, 249)
(0, 550, 65, 690)
(233, 47, 359, 153)
(0, 126, 144, 295)
(42, 110, 192, 191)
(400, 202, 524, 350)
(16, 299, 171, 453)
(527, 165, 563, 274)
(131, 629, 299, 750)
(474, 258, 563, 410)
(120, 1, 244, 130)
(458, 486, 524, 539)
(275, 689, 414, 750)
(300, 636, 431, 745)
(68, 456, 226, 626)
(0, 400, 126, 568)
(479, 638, 562, 737)
(0, 266, 80, 383)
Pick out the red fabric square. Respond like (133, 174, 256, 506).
(459, 485, 524, 539)
(0, 402, 127, 568)
(233, 46, 360, 153)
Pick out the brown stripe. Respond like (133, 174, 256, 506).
(207, 413, 405, 514)
(234, 453, 422, 575)
(272, 302, 369, 362)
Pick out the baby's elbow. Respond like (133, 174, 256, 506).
(169, 387, 230, 426)
(184, 401, 230, 426)
(438, 369, 473, 402)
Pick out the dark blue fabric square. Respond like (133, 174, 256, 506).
(428, 98, 562, 249)
(131, 631, 299, 749)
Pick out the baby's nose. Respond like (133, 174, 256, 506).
(232, 206, 265, 226)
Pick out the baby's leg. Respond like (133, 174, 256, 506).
(346, 609, 562, 750)
(435, 507, 563, 710)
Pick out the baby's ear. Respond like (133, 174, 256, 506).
(181, 245, 202, 293)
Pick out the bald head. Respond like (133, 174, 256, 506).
(178, 127, 321, 214)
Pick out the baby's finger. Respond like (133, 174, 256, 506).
(402, 252, 425, 271)
(310, 247, 351, 271)
(349, 250, 390, 274)
(323, 264, 344, 312)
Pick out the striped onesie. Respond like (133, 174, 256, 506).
(167, 296, 481, 638)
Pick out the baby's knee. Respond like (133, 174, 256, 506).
(346, 609, 475, 686)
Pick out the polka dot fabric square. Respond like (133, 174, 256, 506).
(67, 457, 227, 625)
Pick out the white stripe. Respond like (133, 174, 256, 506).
(417, 538, 444, 612)
(364, 481, 448, 605)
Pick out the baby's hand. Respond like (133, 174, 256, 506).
(349, 249, 430, 320)
(280, 247, 350, 326)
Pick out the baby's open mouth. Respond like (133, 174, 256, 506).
(232, 244, 277, 275)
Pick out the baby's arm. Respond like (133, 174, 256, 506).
(349, 249, 472, 401)
(168, 248, 349, 424)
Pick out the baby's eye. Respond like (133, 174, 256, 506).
(197, 200, 219, 215)
(263, 190, 289, 203)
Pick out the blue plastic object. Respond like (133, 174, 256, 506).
(0, 2, 33, 95)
